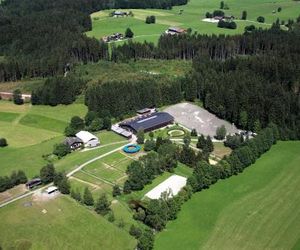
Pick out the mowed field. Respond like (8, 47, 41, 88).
(87, 0, 300, 43)
(0, 195, 136, 250)
(0, 100, 128, 178)
(155, 141, 300, 250)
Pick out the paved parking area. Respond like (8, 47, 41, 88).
(164, 102, 239, 137)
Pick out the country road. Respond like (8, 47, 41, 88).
(0, 137, 136, 209)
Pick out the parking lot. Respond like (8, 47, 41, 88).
(164, 102, 239, 137)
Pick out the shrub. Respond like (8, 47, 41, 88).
(83, 187, 94, 206)
(257, 16, 265, 23)
(53, 143, 71, 158)
(144, 140, 156, 151)
(215, 125, 227, 140)
(125, 28, 134, 38)
(129, 224, 142, 239)
(13, 89, 24, 105)
(40, 164, 55, 184)
(0, 138, 8, 147)
(95, 194, 111, 215)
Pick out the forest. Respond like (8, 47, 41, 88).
(84, 25, 300, 139)
(0, 0, 187, 81)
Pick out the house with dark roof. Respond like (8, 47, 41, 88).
(120, 112, 174, 133)
(63, 137, 83, 150)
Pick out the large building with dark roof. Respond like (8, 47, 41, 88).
(120, 112, 174, 133)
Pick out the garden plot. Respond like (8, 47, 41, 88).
(145, 175, 187, 200)
(164, 102, 239, 137)
(80, 151, 134, 185)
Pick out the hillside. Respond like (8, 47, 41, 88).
(155, 141, 300, 250)
(87, 0, 300, 43)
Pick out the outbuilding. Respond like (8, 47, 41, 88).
(45, 186, 58, 194)
(120, 112, 174, 133)
(76, 131, 100, 148)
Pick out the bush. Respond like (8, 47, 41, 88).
(213, 10, 225, 17)
(95, 194, 111, 215)
(145, 15, 156, 24)
(0, 138, 8, 147)
(241, 10, 247, 20)
(112, 184, 121, 197)
(144, 140, 156, 151)
(71, 189, 81, 202)
(215, 125, 227, 140)
(53, 143, 71, 158)
(129, 224, 142, 239)
(205, 12, 213, 18)
(89, 118, 104, 131)
(125, 28, 134, 38)
(40, 164, 55, 184)
(13, 89, 24, 105)
(277, 7, 282, 12)
(191, 128, 198, 137)
(83, 187, 94, 206)
(257, 16, 265, 23)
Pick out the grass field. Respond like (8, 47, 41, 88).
(73, 59, 191, 84)
(0, 195, 136, 249)
(87, 0, 300, 43)
(155, 141, 300, 250)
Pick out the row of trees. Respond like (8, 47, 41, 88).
(31, 76, 86, 106)
(0, 170, 27, 192)
(188, 124, 279, 192)
(85, 77, 182, 118)
(64, 113, 111, 137)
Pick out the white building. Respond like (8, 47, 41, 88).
(145, 175, 187, 200)
(76, 131, 100, 148)
(45, 186, 58, 194)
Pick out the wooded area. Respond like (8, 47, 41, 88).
(0, 0, 187, 81)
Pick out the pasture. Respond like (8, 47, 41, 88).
(155, 141, 300, 250)
(87, 0, 300, 43)
(0, 195, 136, 249)
(0, 100, 127, 178)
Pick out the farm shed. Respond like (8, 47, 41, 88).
(76, 131, 100, 148)
(120, 112, 174, 133)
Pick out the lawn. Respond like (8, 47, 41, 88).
(0, 195, 136, 249)
(87, 0, 300, 43)
(155, 141, 300, 250)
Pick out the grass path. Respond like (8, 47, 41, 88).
(155, 141, 300, 250)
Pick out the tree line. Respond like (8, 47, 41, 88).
(0, 170, 27, 192)
(85, 77, 182, 118)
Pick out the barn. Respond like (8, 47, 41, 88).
(75, 131, 100, 148)
(120, 112, 174, 133)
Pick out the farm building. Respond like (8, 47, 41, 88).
(75, 131, 100, 148)
(102, 33, 124, 43)
(111, 125, 133, 139)
(120, 112, 174, 133)
(165, 27, 187, 35)
(112, 11, 129, 17)
(145, 175, 187, 199)
(63, 137, 83, 150)
(45, 186, 58, 194)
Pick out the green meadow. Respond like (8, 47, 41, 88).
(87, 0, 300, 43)
(0, 195, 136, 249)
(155, 141, 300, 250)
(0, 100, 128, 178)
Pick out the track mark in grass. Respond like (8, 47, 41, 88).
(80, 170, 115, 186)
